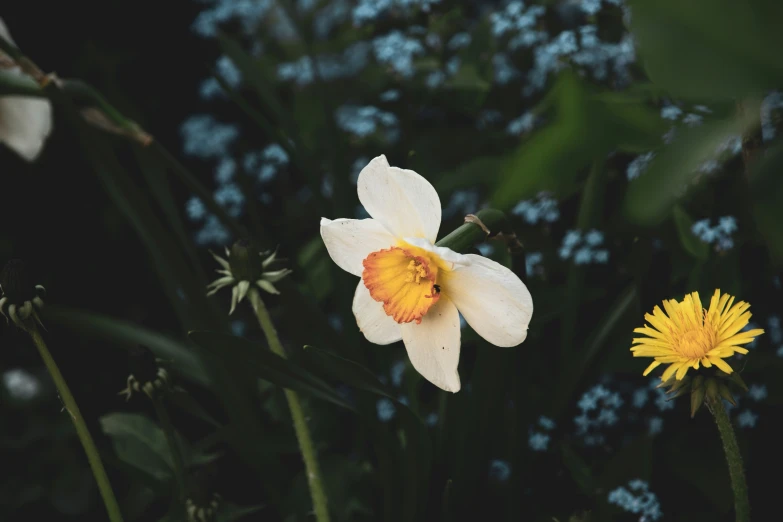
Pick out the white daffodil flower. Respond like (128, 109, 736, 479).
(0, 17, 52, 161)
(320, 155, 533, 392)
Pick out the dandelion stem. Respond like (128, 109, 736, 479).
(152, 397, 188, 503)
(27, 325, 125, 522)
(709, 398, 750, 522)
(248, 290, 331, 522)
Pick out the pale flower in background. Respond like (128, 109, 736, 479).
(0, 17, 52, 161)
(320, 155, 534, 392)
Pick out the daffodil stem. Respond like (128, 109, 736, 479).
(152, 397, 188, 503)
(27, 325, 125, 522)
(710, 398, 750, 522)
(435, 208, 512, 253)
(248, 290, 331, 522)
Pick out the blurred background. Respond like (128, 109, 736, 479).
(2, 0, 783, 521)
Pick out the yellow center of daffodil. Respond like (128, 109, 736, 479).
(631, 290, 764, 381)
(362, 243, 452, 324)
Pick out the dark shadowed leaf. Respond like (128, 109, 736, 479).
(100, 412, 174, 484)
(628, 0, 783, 100)
(623, 107, 760, 226)
(44, 305, 210, 386)
(188, 331, 354, 411)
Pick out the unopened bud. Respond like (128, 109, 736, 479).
(118, 345, 170, 401)
(0, 259, 45, 329)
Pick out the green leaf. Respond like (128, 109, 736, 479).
(43, 305, 210, 386)
(672, 205, 710, 260)
(100, 413, 174, 484)
(623, 107, 760, 226)
(302, 345, 396, 399)
(188, 331, 355, 411)
(628, 0, 783, 100)
(491, 72, 665, 210)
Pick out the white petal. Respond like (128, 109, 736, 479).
(237, 280, 251, 303)
(357, 155, 441, 243)
(402, 237, 471, 268)
(352, 281, 401, 345)
(320, 217, 397, 277)
(445, 254, 533, 347)
(399, 297, 461, 393)
(0, 95, 53, 161)
(0, 19, 52, 162)
(0, 17, 17, 44)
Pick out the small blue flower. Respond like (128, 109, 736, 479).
(573, 247, 593, 265)
(181, 115, 239, 159)
(592, 250, 610, 264)
(653, 387, 675, 412)
(608, 480, 663, 521)
(195, 215, 231, 246)
(426, 413, 439, 426)
(426, 70, 446, 88)
(511, 192, 560, 224)
(647, 416, 663, 436)
(231, 320, 246, 337)
(563, 230, 582, 248)
(391, 360, 406, 387)
(377, 398, 396, 422)
(767, 315, 782, 344)
(661, 105, 683, 120)
(328, 314, 343, 332)
(736, 409, 758, 429)
(748, 384, 767, 402)
(380, 89, 400, 102)
(215, 157, 236, 183)
(584, 229, 604, 246)
(538, 416, 556, 431)
(506, 112, 536, 136)
(627, 152, 655, 181)
(373, 31, 425, 77)
(492, 53, 521, 85)
(489, 459, 511, 482)
(214, 183, 245, 217)
(525, 252, 543, 278)
(186, 197, 206, 221)
(682, 113, 703, 126)
(447, 32, 472, 50)
(632, 388, 649, 409)
(761, 91, 783, 142)
(578, 394, 599, 412)
(528, 432, 550, 452)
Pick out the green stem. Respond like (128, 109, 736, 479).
(435, 208, 510, 253)
(248, 290, 331, 522)
(152, 397, 188, 503)
(710, 398, 750, 522)
(28, 325, 125, 522)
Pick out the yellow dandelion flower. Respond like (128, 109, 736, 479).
(631, 289, 764, 382)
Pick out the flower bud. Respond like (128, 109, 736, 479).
(228, 238, 264, 283)
(186, 466, 221, 522)
(118, 345, 170, 401)
(0, 259, 45, 329)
